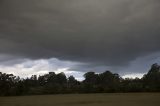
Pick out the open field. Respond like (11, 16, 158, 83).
(0, 93, 160, 106)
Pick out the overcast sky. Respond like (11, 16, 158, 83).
(0, 0, 160, 79)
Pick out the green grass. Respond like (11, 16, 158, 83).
(0, 93, 160, 106)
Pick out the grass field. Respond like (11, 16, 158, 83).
(0, 93, 160, 106)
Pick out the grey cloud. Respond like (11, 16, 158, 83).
(0, 0, 160, 73)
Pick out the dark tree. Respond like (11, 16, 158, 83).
(143, 63, 160, 91)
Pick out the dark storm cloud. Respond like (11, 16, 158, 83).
(0, 0, 160, 71)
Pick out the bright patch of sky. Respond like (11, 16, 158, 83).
(0, 58, 85, 80)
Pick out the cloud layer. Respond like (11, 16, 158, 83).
(0, 0, 160, 75)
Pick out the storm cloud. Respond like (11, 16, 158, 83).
(0, 0, 160, 75)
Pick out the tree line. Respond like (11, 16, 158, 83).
(0, 63, 160, 96)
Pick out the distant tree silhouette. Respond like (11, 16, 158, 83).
(83, 72, 99, 93)
(99, 71, 121, 92)
(143, 63, 160, 91)
(67, 76, 80, 93)
(0, 63, 160, 96)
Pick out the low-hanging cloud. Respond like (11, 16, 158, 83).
(0, 0, 160, 74)
(0, 58, 85, 80)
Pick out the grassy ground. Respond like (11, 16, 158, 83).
(0, 93, 160, 106)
